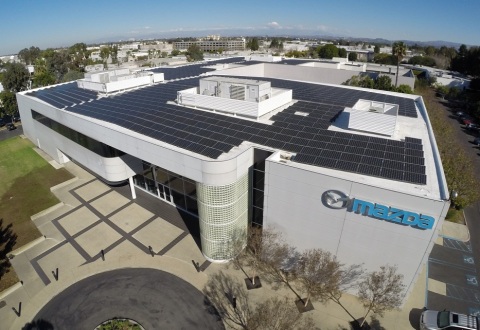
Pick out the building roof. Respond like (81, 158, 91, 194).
(26, 57, 430, 187)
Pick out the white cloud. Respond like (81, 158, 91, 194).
(267, 21, 281, 29)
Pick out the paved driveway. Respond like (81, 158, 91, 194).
(29, 268, 224, 330)
(426, 95, 480, 315)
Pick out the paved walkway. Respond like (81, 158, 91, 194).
(0, 161, 212, 330)
(0, 156, 473, 330)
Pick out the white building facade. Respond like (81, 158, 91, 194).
(17, 57, 449, 301)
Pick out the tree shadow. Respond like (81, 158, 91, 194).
(0, 218, 18, 280)
(22, 319, 54, 330)
(348, 316, 386, 330)
(408, 308, 423, 330)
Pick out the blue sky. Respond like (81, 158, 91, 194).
(1, 0, 479, 55)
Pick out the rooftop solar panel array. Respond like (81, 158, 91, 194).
(26, 69, 426, 185)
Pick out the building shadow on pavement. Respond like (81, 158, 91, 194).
(112, 181, 202, 250)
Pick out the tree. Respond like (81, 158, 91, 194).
(374, 53, 396, 65)
(171, 49, 180, 56)
(203, 271, 253, 330)
(343, 75, 375, 89)
(1, 62, 30, 92)
(269, 38, 280, 49)
(357, 265, 405, 327)
(348, 52, 358, 62)
(396, 84, 413, 94)
(392, 41, 407, 88)
(0, 219, 18, 281)
(408, 56, 436, 67)
(256, 228, 301, 300)
(186, 44, 204, 62)
(68, 42, 88, 70)
(375, 75, 394, 91)
(42, 49, 69, 82)
(18, 46, 41, 65)
(338, 48, 347, 58)
(244, 226, 271, 287)
(424, 46, 436, 57)
(374, 45, 380, 54)
(62, 70, 84, 82)
(247, 38, 259, 51)
(110, 45, 119, 64)
(0, 91, 18, 121)
(296, 249, 339, 307)
(318, 44, 339, 59)
(203, 271, 316, 330)
(100, 47, 110, 66)
(296, 248, 363, 323)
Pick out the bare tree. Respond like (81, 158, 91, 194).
(243, 226, 270, 287)
(357, 265, 405, 327)
(225, 228, 250, 280)
(203, 271, 317, 330)
(256, 228, 302, 300)
(296, 249, 337, 307)
(203, 271, 254, 330)
(323, 262, 363, 325)
(251, 297, 319, 330)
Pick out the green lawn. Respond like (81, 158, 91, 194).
(0, 136, 73, 291)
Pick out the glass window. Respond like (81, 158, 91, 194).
(133, 174, 146, 189)
(155, 168, 169, 185)
(169, 175, 185, 194)
(183, 179, 196, 198)
(253, 170, 264, 190)
(31, 110, 124, 158)
(145, 177, 158, 196)
(171, 190, 186, 210)
(186, 196, 198, 214)
(252, 206, 263, 226)
(253, 188, 264, 206)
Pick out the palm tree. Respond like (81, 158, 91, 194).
(392, 41, 407, 88)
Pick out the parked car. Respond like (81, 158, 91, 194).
(420, 309, 479, 330)
(456, 111, 466, 117)
(6, 123, 16, 131)
(474, 137, 480, 146)
(0, 119, 4, 127)
(462, 116, 474, 125)
(466, 123, 480, 132)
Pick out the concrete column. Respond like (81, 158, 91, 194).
(129, 176, 137, 199)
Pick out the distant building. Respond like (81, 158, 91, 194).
(173, 38, 246, 52)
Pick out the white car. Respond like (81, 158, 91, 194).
(420, 310, 479, 330)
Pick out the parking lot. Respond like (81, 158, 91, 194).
(425, 96, 480, 316)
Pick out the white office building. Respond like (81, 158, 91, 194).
(17, 57, 449, 301)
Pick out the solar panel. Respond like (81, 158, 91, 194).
(28, 67, 427, 184)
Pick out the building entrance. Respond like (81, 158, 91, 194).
(133, 161, 198, 216)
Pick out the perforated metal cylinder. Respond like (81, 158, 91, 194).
(197, 173, 248, 262)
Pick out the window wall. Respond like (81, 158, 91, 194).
(251, 149, 272, 226)
(133, 161, 198, 216)
(31, 110, 124, 158)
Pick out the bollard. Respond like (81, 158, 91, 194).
(192, 260, 200, 272)
(101, 249, 105, 261)
(52, 268, 59, 281)
(232, 296, 237, 309)
(12, 302, 22, 317)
